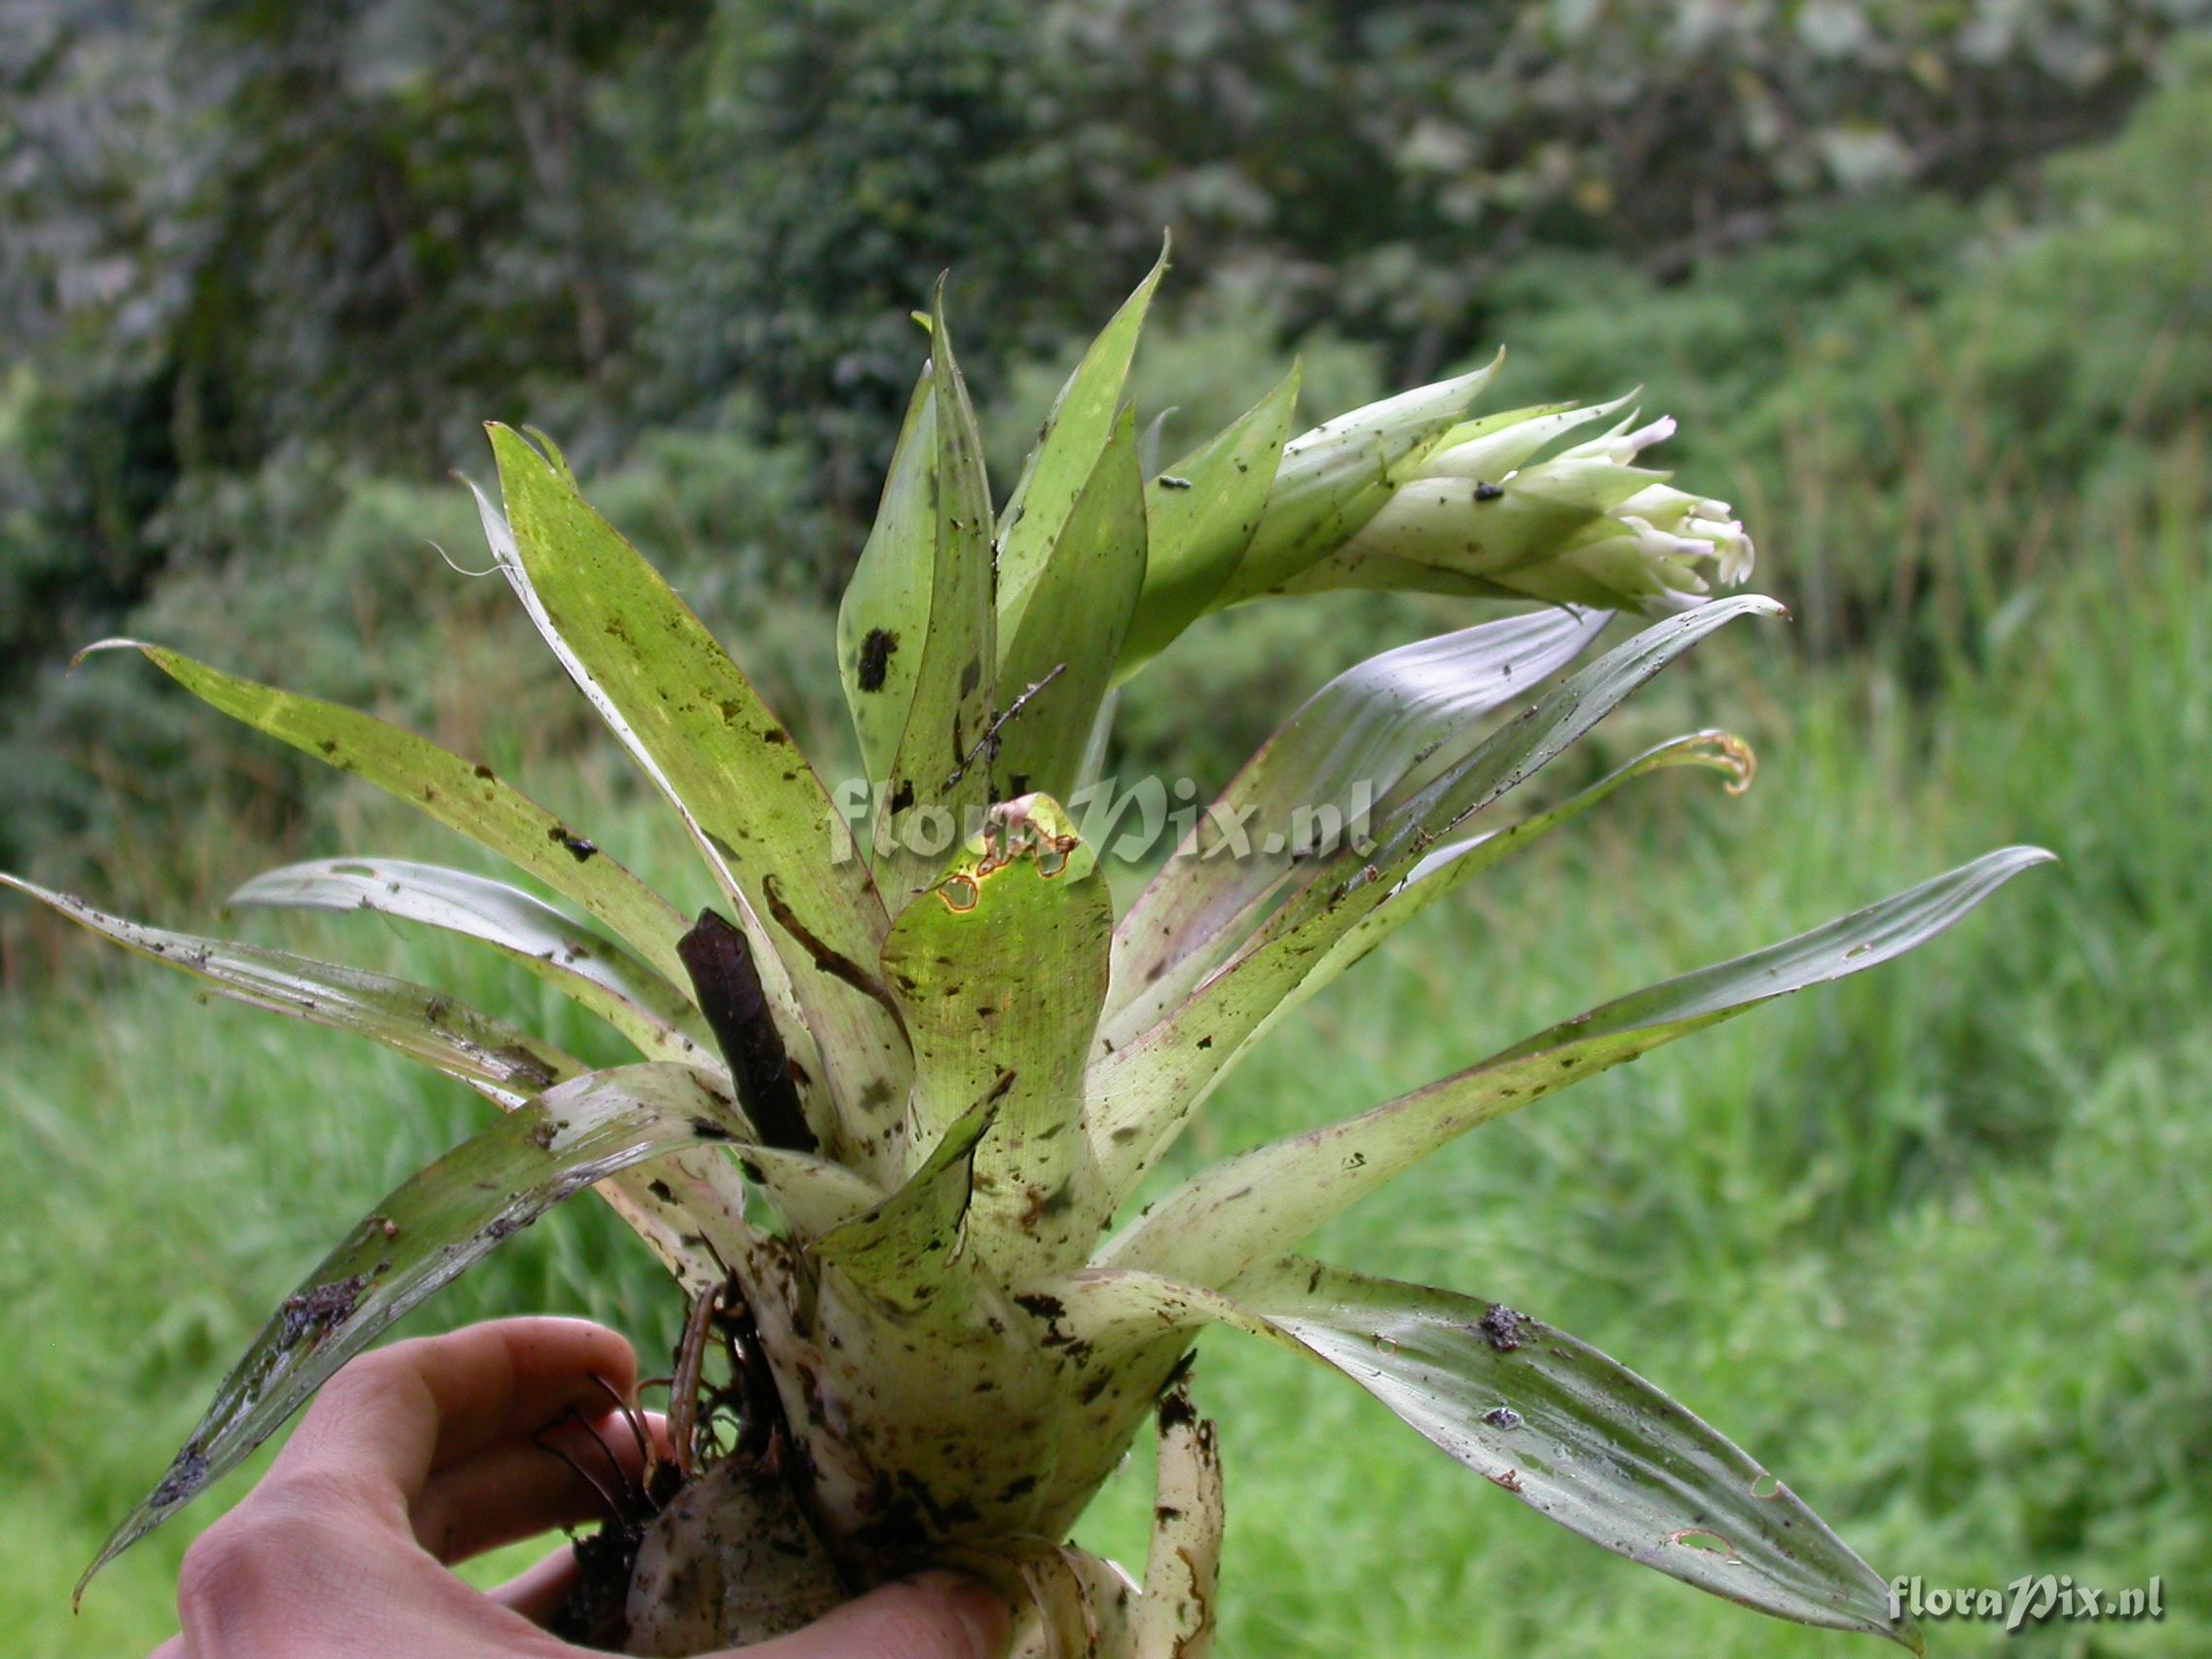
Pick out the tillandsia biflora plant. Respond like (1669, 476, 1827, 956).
(18, 243, 2047, 1656)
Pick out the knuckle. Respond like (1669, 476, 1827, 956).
(175, 1471, 384, 1642)
(257, 1464, 394, 1536)
(175, 1512, 283, 1630)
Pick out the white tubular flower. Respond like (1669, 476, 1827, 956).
(1275, 394, 1755, 613)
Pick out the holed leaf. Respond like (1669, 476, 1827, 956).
(881, 796, 1112, 1272)
(80, 1063, 757, 1594)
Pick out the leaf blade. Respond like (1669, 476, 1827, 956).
(995, 240, 1168, 645)
(838, 365, 940, 792)
(990, 404, 1149, 804)
(6, 873, 748, 1294)
(4, 874, 580, 1107)
(881, 796, 1112, 1272)
(1104, 606, 1608, 1046)
(228, 858, 711, 1064)
(869, 291, 999, 904)
(811, 1074, 1009, 1313)
(1117, 364, 1301, 681)
(483, 428, 908, 1164)
(1086, 597, 1783, 1192)
(82, 640, 690, 984)
(1102, 847, 2052, 1286)
(80, 1063, 756, 1592)
(1240, 1258, 1922, 1648)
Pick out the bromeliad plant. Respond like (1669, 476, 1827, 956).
(18, 247, 2046, 1655)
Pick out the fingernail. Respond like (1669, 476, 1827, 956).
(910, 1570, 1010, 1657)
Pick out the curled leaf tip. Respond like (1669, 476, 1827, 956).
(68, 636, 152, 672)
(1705, 730, 1757, 794)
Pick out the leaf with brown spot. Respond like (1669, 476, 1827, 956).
(80, 1063, 761, 1596)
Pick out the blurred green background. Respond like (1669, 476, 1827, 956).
(4, 3, 2211, 1654)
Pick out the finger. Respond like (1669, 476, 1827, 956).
(272, 1317, 638, 1512)
(732, 1573, 1009, 1659)
(412, 1409, 672, 1564)
(488, 1540, 581, 1627)
(148, 1640, 185, 1659)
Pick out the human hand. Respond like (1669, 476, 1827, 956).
(148, 1317, 1007, 1658)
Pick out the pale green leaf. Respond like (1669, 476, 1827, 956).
(5, 872, 741, 1291)
(1101, 847, 2053, 1285)
(996, 239, 1168, 646)
(1086, 598, 1783, 1191)
(1055, 1260, 1920, 1650)
(484, 427, 909, 1167)
(991, 405, 1149, 804)
(4, 874, 580, 1108)
(869, 289, 1000, 906)
(837, 365, 940, 792)
(80, 640, 689, 984)
(80, 1063, 757, 1594)
(880, 797, 1112, 1272)
(1098, 731, 1755, 1197)
(1116, 365, 1301, 682)
(812, 1075, 1008, 1314)
(1103, 607, 1607, 1048)
(228, 858, 711, 1065)
(1235, 1258, 1919, 1647)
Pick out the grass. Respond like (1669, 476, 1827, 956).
(2, 443, 2207, 1657)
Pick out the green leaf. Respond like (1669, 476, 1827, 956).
(812, 1074, 1009, 1314)
(4, 874, 580, 1108)
(1086, 597, 1783, 1191)
(1097, 730, 1756, 1198)
(880, 796, 1112, 1272)
(80, 640, 689, 985)
(1059, 1260, 1921, 1650)
(1117, 365, 1301, 681)
(1286, 728, 1756, 1009)
(995, 238, 1168, 646)
(229, 858, 711, 1065)
(1211, 354, 1504, 606)
(866, 289, 1000, 906)
(837, 365, 940, 793)
(1103, 607, 1608, 1049)
(1101, 847, 2053, 1286)
(990, 405, 1149, 803)
(4, 873, 743, 1293)
(482, 428, 909, 1168)
(80, 1063, 758, 1595)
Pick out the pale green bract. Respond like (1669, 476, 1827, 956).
(10, 253, 2049, 1657)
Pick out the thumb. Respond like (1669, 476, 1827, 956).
(725, 1571, 1009, 1659)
